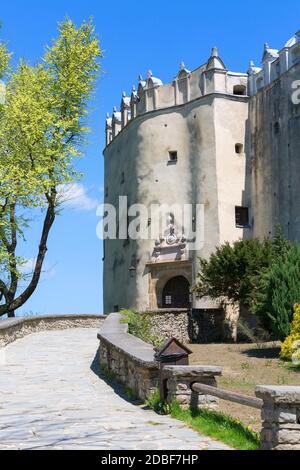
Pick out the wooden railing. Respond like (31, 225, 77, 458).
(191, 382, 263, 409)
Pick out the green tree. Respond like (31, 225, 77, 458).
(0, 19, 102, 317)
(194, 238, 277, 306)
(250, 244, 300, 341)
(0, 25, 10, 79)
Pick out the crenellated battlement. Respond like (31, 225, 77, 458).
(105, 47, 248, 146)
(105, 31, 300, 147)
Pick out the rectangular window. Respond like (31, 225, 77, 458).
(235, 143, 243, 154)
(165, 295, 172, 305)
(235, 206, 249, 227)
(168, 151, 178, 163)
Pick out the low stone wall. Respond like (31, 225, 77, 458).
(144, 308, 226, 344)
(98, 313, 159, 401)
(0, 314, 106, 348)
(256, 385, 300, 450)
(144, 309, 189, 343)
(162, 365, 222, 410)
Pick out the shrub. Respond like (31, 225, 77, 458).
(280, 304, 300, 361)
(194, 233, 287, 306)
(250, 245, 300, 341)
(120, 309, 163, 348)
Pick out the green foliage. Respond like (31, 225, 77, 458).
(124, 387, 138, 401)
(194, 238, 279, 305)
(145, 389, 171, 415)
(0, 18, 102, 315)
(120, 309, 163, 348)
(0, 28, 11, 79)
(100, 364, 116, 381)
(170, 402, 260, 451)
(280, 304, 300, 360)
(237, 318, 273, 348)
(250, 245, 300, 341)
(194, 228, 300, 341)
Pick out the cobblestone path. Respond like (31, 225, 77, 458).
(0, 329, 230, 450)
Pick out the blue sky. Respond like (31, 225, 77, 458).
(1, 0, 300, 316)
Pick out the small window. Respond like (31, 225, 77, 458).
(235, 143, 243, 154)
(165, 295, 172, 305)
(121, 171, 125, 184)
(168, 151, 178, 163)
(105, 186, 108, 197)
(235, 206, 249, 228)
(233, 85, 246, 96)
(274, 122, 280, 134)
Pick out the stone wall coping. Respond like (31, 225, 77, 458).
(0, 314, 106, 331)
(143, 309, 189, 315)
(162, 365, 223, 377)
(256, 385, 300, 403)
(97, 312, 158, 369)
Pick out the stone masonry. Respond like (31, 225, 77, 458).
(256, 385, 300, 450)
(98, 313, 159, 401)
(0, 314, 105, 348)
(162, 365, 222, 410)
(145, 309, 189, 343)
(0, 328, 230, 450)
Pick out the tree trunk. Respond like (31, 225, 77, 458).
(0, 197, 56, 317)
(7, 311, 15, 318)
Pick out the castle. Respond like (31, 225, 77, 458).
(103, 31, 300, 317)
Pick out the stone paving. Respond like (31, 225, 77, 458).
(0, 328, 230, 450)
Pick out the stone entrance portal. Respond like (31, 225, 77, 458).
(162, 276, 190, 308)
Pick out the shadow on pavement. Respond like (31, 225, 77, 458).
(90, 347, 144, 406)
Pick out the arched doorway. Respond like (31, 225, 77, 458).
(162, 276, 190, 308)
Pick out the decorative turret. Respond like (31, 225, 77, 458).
(204, 47, 227, 94)
(130, 85, 139, 119)
(105, 112, 112, 146)
(138, 74, 146, 89)
(262, 43, 279, 63)
(247, 60, 262, 95)
(177, 61, 190, 76)
(262, 43, 279, 86)
(145, 70, 163, 88)
(120, 91, 131, 128)
(112, 106, 122, 138)
(206, 47, 227, 70)
(174, 61, 190, 105)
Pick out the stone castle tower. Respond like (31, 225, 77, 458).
(103, 31, 300, 315)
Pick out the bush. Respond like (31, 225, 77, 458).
(194, 235, 286, 306)
(120, 309, 163, 348)
(250, 245, 300, 341)
(280, 304, 300, 361)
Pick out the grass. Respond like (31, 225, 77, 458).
(279, 360, 300, 373)
(100, 365, 116, 381)
(124, 386, 138, 401)
(146, 390, 260, 451)
(171, 402, 260, 451)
